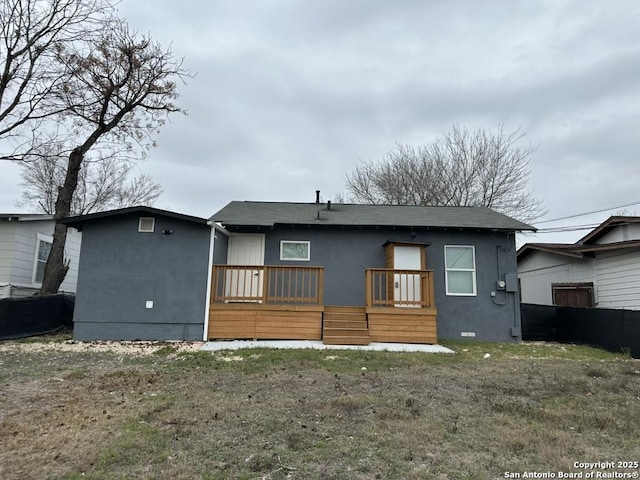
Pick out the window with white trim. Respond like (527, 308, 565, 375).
(138, 217, 155, 232)
(280, 241, 310, 261)
(33, 233, 53, 285)
(444, 245, 477, 296)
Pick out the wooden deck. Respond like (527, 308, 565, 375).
(366, 306, 437, 344)
(208, 265, 437, 344)
(208, 303, 323, 340)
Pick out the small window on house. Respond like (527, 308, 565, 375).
(33, 234, 53, 285)
(444, 245, 477, 296)
(280, 241, 310, 261)
(138, 217, 155, 233)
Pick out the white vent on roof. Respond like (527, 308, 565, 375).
(138, 217, 155, 233)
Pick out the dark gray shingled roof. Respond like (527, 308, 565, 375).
(60, 206, 208, 231)
(211, 201, 536, 231)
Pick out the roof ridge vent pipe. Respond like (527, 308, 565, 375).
(315, 190, 320, 204)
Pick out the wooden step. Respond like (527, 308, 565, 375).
(324, 327, 370, 337)
(323, 335, 371, 345)
(324, 312, 367, 322)
(324, 305, 366, 314)
(324, 319, 368, 329)
(322, 306, 370, 345)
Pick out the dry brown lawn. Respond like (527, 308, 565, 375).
(1, 334, 639, 480)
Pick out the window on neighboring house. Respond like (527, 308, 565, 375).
(138, 217, 155, 232)
(444, 245, 476, 296)
(33, 234, 53, 284)
(280, 241, 310, 261)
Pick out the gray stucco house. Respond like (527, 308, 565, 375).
(61, 207, 212, 341)
(1, 214, 81, 298)
(209, 200, 535, 344)
(64, 201, 534, 343)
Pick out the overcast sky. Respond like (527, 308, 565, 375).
(2, 0, 639, 244)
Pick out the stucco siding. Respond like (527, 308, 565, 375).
(72, 213, 210, 341)
(596, 251, 640, 309)
(235, 225, 522, 342)
(212, 229, 228, 265)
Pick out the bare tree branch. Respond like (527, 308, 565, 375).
(18, 149, 163, 214)
(36, 18, 190, 294)
(346, 125, 545, 223)
(1, 1, 185, 294)
(0, 0, 111, 150)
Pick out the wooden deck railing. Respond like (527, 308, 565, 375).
(212, 265, 324, 305)
(365, 269, 435, 308)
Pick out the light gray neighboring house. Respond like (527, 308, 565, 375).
(518, 216, 640, 309)
(0, 214, 81, 298)
(61, 206, 214, 341)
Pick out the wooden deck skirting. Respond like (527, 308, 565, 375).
(208, 265, 437, 344)
(366, 306, 437, 344)
(209, 303, 323, 340)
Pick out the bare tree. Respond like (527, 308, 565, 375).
(34, 19, 189, 294)
(346, 125, 545, 223)
(18, 148, 163, 214)
(0, 0, 110, 152)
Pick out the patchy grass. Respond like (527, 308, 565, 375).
(0, 340, 638, 479)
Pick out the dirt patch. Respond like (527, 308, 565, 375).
(0, 343, 639, 479)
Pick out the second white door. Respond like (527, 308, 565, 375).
(393, 246, 421, 307)
(226, 234, 265, 300)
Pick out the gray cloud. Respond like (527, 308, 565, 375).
(2, 0, 639, 244)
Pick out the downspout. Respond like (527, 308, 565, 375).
(203, 221, 216, 341)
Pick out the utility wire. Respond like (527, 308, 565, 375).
(535, 199, 640, 225)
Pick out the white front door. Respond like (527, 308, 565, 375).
(226, 234, 265, 301)
(394, 246, 421, 307)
